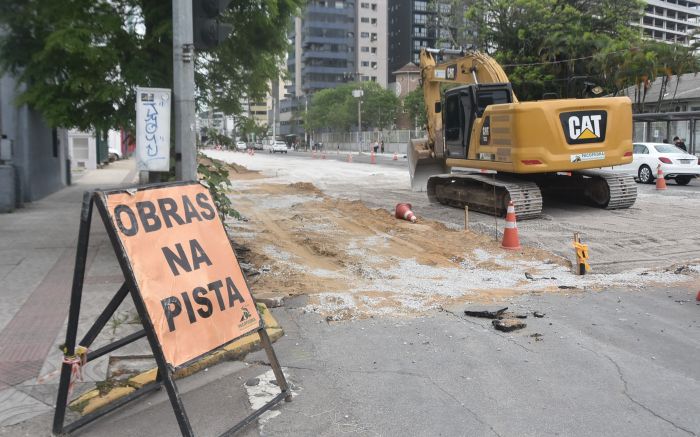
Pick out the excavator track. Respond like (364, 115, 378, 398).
(427, 173, 543, 220)
(536, 170, 637, 210)
(578, 170, 637, 210)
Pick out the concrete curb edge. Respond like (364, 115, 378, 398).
(70, 303, 283, 415)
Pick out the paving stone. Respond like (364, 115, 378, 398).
(0, 388, 51, 426)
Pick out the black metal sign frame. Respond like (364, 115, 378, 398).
(52, 182, 291, 436)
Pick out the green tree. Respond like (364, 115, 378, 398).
(0, 0, 302, 132)
(466, 0, 645, 100)
(305, 82, 400, 133)
(235, 116, 268, 141)
(403, 86, 428, 128)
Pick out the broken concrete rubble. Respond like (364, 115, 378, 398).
(492, 319, 527, 332)
(463, 306, 508, 319)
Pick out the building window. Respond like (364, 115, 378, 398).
(371, 76, 376, 81)
(361, 17, 370, 23)
(371, 47, 377, 54)
(361, 2, 369, 8)
(371, 61, 377, 69)
(414, 26, 426, 37)
(371, 18, 377, 25)
(362, 61, 370, 67)
(361, 31, 370, 38)
(371, 3, 377, 11)
(414, 13, 427, 24)
(439, 3, 451, 13)
(361, 46, 370, 52)
(371, 32, 377, 41)
(414, 1, 427, 12)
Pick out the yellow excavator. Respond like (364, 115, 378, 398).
(409, 48, 637, 219)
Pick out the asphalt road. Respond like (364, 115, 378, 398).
(9, 284, 697, 436)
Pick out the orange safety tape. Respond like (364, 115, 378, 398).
(61, 345, 88, 404)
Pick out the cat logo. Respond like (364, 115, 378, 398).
(559, 111, 607, 145)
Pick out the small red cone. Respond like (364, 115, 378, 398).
(656, 165, 667, 190)
(393, 152, 398, 161)
(395, 203, 417, 223)
(370, 151, 376, 164)
(501, 201, 521, 250)
(696, 290, 700, 301)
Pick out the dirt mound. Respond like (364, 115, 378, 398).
(288, 182, 323, 195)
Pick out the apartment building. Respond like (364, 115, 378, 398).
(357, 1, 388, 86)
(638, 0, 700, 46)
(387, 0, 454, 84)
(280, 0, 389, 137)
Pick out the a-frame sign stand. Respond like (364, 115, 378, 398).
(53, 182, 291, 436)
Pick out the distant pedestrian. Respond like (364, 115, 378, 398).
(678, 138, 687, 152)
(380, 140, 385, 153)
(373, 141, 379, 154)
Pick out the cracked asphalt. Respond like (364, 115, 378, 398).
(254, 284, 700, 437)
(5, 284, 698, 436)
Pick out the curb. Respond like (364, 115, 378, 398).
(70, 303, 283, 415)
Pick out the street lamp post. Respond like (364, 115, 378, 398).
(352, 89, 363, 153)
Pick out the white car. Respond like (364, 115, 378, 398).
(235, 141, 247, 151)
(269, 141, 288, 154)
(610, 142, 700, 185)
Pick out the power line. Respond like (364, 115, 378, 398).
(500, 48, 633, 68)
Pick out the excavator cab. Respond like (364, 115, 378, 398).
(442, 83, 513, 159)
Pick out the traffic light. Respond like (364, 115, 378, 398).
(193, 0, 233, 50)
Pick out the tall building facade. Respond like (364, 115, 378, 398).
(638, 0, 700, 46)
(387, 0, 453, 85)
(357, 1, 388, 85)
(280, 0, 389, 137)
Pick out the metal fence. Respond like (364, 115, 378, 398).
(316, 129, 427, 153)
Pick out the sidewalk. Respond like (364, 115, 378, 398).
(0, 159, 140, 426)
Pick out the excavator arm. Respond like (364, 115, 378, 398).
(410, 48, 515, 190)
(420, 48, 516, 152)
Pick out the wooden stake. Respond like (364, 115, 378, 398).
(464, 205, 469, 230)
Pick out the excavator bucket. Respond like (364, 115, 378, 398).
(408, 138, 447, 192)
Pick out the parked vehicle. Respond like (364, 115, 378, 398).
(253, 142, 264, 150)
(235, 141, 247, 151)
(270, 141, 288, 154)
(608, 142, 700, 185)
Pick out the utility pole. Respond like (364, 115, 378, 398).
(173, 0, 197, 181)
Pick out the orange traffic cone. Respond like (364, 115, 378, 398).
(656, 165, 667, 190)
(501, 201, 521, 250)
(347, 153, 353, 163)
(393, 152, 398, 161)
(395, 203, 417, 223)
(370, 151, 376, 164)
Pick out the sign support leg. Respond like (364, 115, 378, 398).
(53, 192, 94, 434)
(259, 328, 292, 402)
